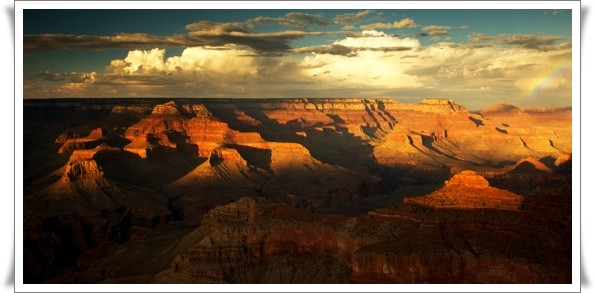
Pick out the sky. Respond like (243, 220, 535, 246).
(22, 9, 573, 109)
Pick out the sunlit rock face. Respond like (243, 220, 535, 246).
(23, 98, 571, 283)
(444, 170, 490, 188)
(403, 170, 523, 210)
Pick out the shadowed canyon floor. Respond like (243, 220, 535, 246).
(23, 98, 572, 283)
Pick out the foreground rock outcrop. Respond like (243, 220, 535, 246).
(157, 170, 570, 284)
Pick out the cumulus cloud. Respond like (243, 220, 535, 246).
(360, 18, 418, 30)
(296, 37, 571, 108)
(25, 28, 572, 109)
(26, 45, 310, 98)
(107, 46, 259, 77)
(301, 48, 425, 91)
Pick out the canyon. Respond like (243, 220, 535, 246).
(22, 98, 572, 283)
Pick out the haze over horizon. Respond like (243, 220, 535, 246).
(23, 9, 572, 110)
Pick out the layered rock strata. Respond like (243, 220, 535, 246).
(23, 98, 572, 283)
(161, 171, 570, 283)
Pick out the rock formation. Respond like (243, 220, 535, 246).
(403, 170, 523, 210)
(444, 170, 490, 188)
(22, 98, 572, 284)
(158, 184, 570, 283)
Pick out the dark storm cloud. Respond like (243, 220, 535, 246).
(24, 33, 188, 50)
(293, 43, 414, 56)
(293, 44, 355, 56)
(24, 29, 332, 53)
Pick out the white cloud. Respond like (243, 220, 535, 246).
(301, 49, 425, 90)
(333, 30, 421, 49)
(108, 46, 258, 76)
(25, 32, 572, 109)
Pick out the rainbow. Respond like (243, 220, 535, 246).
(521, 58, 571, 101)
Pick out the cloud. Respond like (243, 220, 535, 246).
(185, 20, 250, 33)
(334, 30, 420, 49)
(293, 43, 414, 56)
(293, 44, 355, 56)
(25, 14, 340, 54)
(106, 46, 259, 76)
(394, 18, 418, 28)
(468, 32, 497, 43)
(25, 45, 315, 98)
(296, 37, 571, 108)
(25, 29, 572, 109)
(421, 25, 451, 36)
(34, 71, 67, 82)
(247, 12, 329, 29)
(24, 29, 332, 54)
(422, 25, 451, 31)
(468, 32, 568, 51)
(498, 34, 566, 49)
(33, 71, 97, 83)
(332, 9, 376, 25)
(359, 18, 418, 30)
(285, 12, 329, 26)
(301, 49, 425, 91)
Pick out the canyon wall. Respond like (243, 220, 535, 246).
(23, 98, 572, 283)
